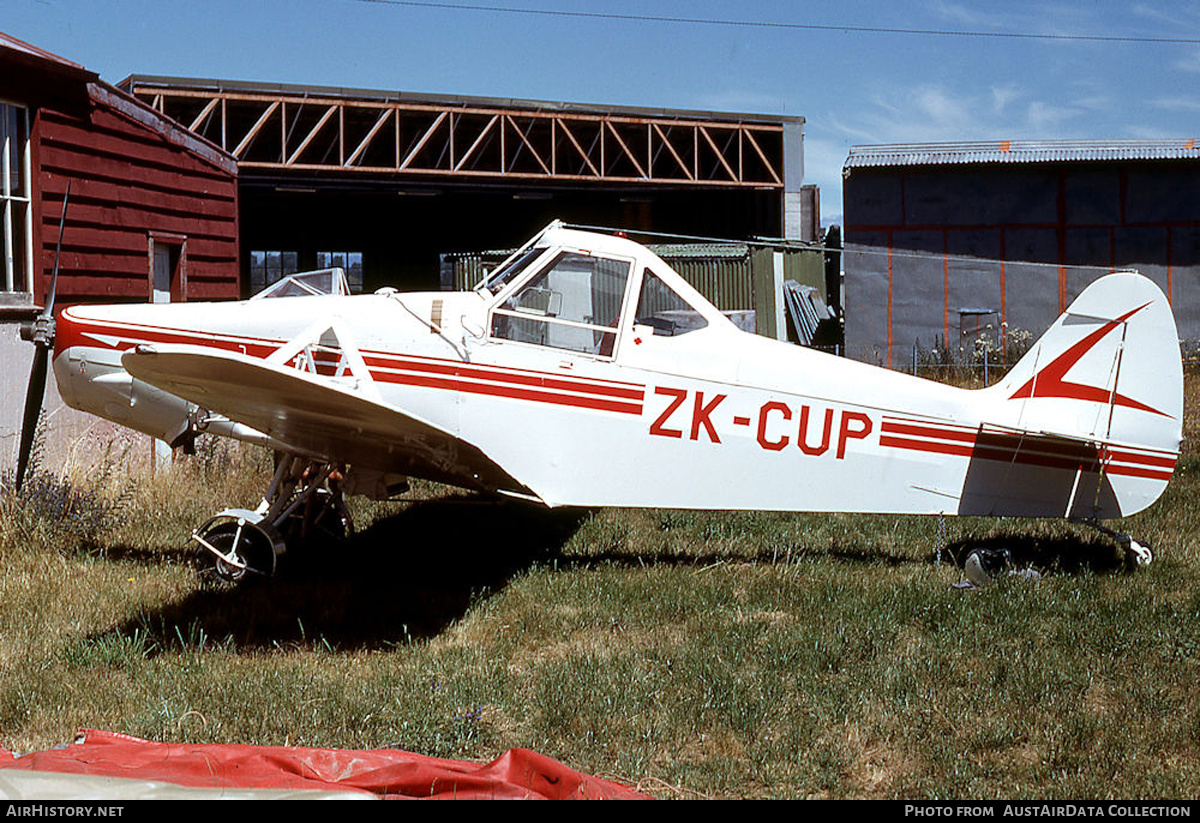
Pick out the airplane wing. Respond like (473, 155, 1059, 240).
(120, 344, 536, 496)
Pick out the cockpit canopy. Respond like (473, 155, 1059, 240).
(251, 268, 352, 300)
(481, 225, 722, 357)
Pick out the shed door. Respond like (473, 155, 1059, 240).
(150, 236, 185, 303)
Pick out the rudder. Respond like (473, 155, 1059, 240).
(984, 270, 1182, 516)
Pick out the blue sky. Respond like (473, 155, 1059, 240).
(7, 1, 1200, 226)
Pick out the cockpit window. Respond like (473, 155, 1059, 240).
(491, 251, 631, 356)
(251, 268, 352, 299)
(481, 246, 547, 293)
(635, 270, 708, 336)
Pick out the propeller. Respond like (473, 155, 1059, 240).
(15, 182, 70, 493)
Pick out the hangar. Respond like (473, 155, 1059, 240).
(842, 140, 1200, 367)
(120, 75, 815, 299)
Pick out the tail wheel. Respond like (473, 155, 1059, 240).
(1127, 539, 1154, 567)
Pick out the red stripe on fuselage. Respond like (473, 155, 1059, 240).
(363, 353, 644, 402)
(57, 312, 645, 416)
(880, 416, 1176, 481)
(372, 369, 642, 414)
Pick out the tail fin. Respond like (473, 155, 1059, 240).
(984, 270, 1182, 517)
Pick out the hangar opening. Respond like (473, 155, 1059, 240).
(122, 76, 813, 297)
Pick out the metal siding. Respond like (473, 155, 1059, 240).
(946, 231, 1003, 348)
(845, 157, 1200, 362)
(1125, 165, 1200, 224)
(843, 235, 890, 363)
(667, 253, 755, 312)
(1114, 226, 1171, 300)
(1064, 168, 1121, 225)
(844, 172, 904, 227)
(783, 248, 824, 292)
(891, 230, 946, 357)
(1064, 228, 1113, 302)
(906, 170, 991, 226)
(847, 139, 1200, 168)
(1174, 227, 1200, 337)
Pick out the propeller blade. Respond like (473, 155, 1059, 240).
(15, 346, 48, 494)
(42, 181, 70, 319)
(15, 182, 70, 492)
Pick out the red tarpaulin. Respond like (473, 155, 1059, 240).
(0, 730, 649, 800)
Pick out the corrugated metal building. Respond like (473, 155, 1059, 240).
(0, 32, 240, 470)
(841, 140, 1200, 366)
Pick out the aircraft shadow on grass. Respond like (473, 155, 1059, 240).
(941, 533, 1130, 575)
(101, 497, 1137, 652)
(108, 496, 588, 650)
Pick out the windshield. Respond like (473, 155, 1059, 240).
(490, 251, 632, 357)
(250, 268, 351, 299)
(480, 247, 547, 294)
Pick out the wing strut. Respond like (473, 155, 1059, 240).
(266, 317, 381, 401)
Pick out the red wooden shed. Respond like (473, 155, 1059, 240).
(0, 31, 239, 472)
(0, 30, 239, 313)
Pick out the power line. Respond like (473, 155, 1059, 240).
(356, 0, 1200, 45)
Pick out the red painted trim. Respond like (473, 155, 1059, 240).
(1102, 448, 1178, 469)
(880, 434, 1173, 480)
(881, 420, 977, 443)
(879, 435, 973, 457)
(1103, 464, 1174, 481)
(879, 413, 1176, 482)
(1008, 301, 1169, 417)
(373, 370, 643, 415)
(58, 311, 647, 416)
(365, 354, 644, 401)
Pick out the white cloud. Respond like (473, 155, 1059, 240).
(1131, 3, 1200, 30)
(1174, 49, 1200, 74)
(1026, 100, 1080, 131)
(923, 0, 1020, 31)
(991, 85, 1020, 114)
(1150, 96, 1200, 112)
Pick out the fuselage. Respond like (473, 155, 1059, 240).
(51, 227, 1180, 518)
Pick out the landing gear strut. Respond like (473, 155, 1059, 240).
(191, 455, 353, 584)
(1076, 518, 1154, 567)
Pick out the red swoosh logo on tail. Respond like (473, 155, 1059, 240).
(1009, 302, 1169, 417)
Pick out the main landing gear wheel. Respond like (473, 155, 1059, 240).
(189, 456, 353, 584)
(193, 517, 278, 584)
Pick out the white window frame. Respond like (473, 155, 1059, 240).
(1, 100, 33, 294)
(488, 249, 637, 359)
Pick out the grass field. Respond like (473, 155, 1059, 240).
(2, 379, 1199, 799)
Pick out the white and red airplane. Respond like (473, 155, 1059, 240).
(20, 221, 1182, 580)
